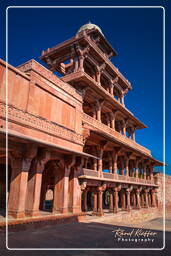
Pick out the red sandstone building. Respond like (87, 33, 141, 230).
(0, 23, 163, 221)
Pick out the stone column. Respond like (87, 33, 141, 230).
(110, 112, 115, 130)
(141, 192, 145, 207)
(96, 70, 101, 84)
(144, 189, 149, 208)
(109, 189, 114, 212)
(120, 158, 124, 175)
(126, 189, 131, 211)
(84, 190, 88, 212)
(93, 159, 97, 171)
(136, 189, 141, 209)
(125, 157, 129, 176)
(95, 100, 103, 122)
(151, 189, 156, 207)
(26, 150, 50, 216)
(79, 55, 84, 72)
(135, 162, 139, 179)
(112, 154, 118, 175)
(8, 154, 33, 218)
(121, 95, 125, 106)
(105, 113, 111, 127)
(68, 157, 82, 213)
(93, 191, 98, 215)
(121, 190, 126, 210)
(109, 83, 114, 95)
(144, 165, 147, 180)
(113, 188, 119, 213)
(132, 191, 137, 209)
(97, 189, 104, 216)
(97, 147, 103, 177)
(109, 156, 113, 174)
(150, 164, 154, 180)
(148, 192, 152, 207)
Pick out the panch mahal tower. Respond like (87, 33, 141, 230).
(0, 23, 163, 222)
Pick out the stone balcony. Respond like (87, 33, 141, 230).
(62, 70, 146, 129)
(79, 168, 158, 187)
(82, 112, 151, 156)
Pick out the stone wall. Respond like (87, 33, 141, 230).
(157, 173, 171, 218)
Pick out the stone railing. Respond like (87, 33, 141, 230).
(82, 112, 151, 156)
(81, 168, 99, 177)
(80, 168, 157, 186)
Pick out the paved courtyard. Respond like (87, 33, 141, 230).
(0, 217, 171, 256)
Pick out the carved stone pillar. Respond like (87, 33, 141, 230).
(110, 112, 115, 130)
(93, 191, 98, 215)
(78, 55, 84, 72)
(121, 95, 125, 106)
(96, 70, 101, 84)
(151, 189, 156, 207)
(113, 154, 118, 175)
(144, 165, 147, 180)
(141, 192, 145, 207)
(84, 190, 88, 212)
(126, 189, 131, 211)
(67, 157, 82, 213)
(109, 189, 114, 212)
(148, 192, 152, 207)
(120, 157, 124, 175)
(150, 164, 154, 180)
(109, 155, 113, 174)
(121, 190, 126, 210)
(136, 189, 141, 209)
(25, 149, 50, 216)
(95, 99, 103, 122)
(8, 153, 33, 218)
(135, 158, 141, 178)
(97, 147, 103, 177)
(132, 191, 137, 209)
(125, 157, 129, 176)
(144, 189, 149, 208)
(105, 113, 111, 127)
(113, 188, 119, 213)
(93, 159, 97, 171)
(109, 83, 114, 95)
(97, 189, 104, 216)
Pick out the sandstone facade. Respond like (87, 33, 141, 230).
(0, 23, 166, 223)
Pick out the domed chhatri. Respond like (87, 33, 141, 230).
(77, 22, 104, 35)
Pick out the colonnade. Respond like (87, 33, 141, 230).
(82, 186, 158, 216)
(84, 148, 155, 181)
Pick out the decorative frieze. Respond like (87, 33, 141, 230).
(0, 102, 83, 145)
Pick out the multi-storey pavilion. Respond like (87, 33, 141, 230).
(0, 23, 162, 219)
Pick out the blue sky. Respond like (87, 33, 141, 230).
(0, 0, 170, 174)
